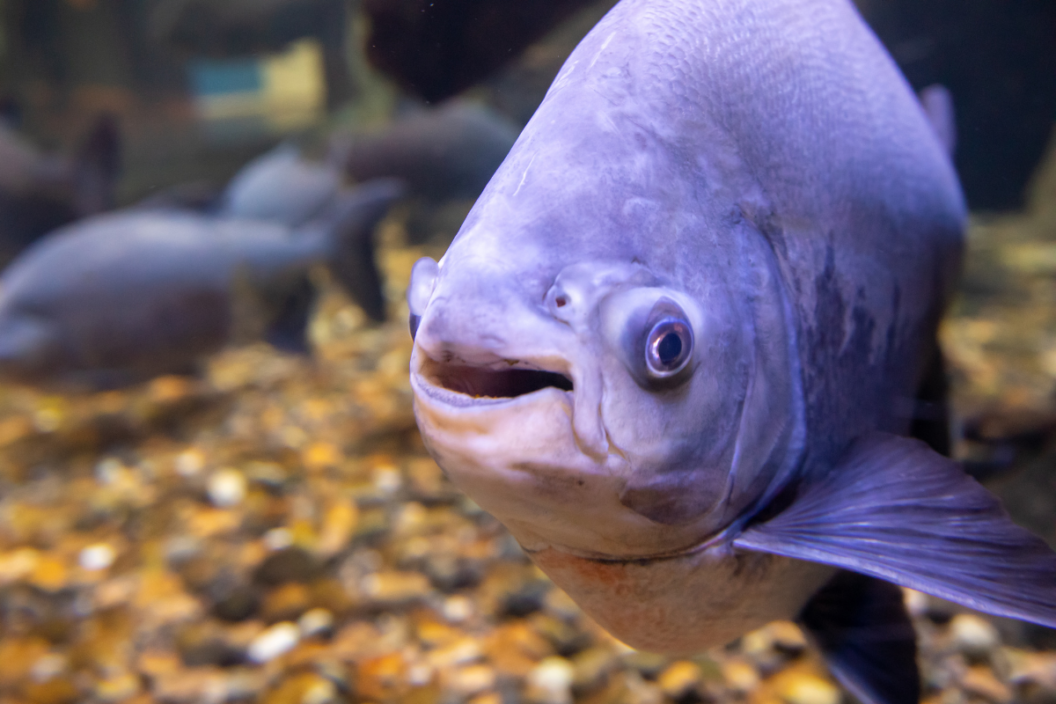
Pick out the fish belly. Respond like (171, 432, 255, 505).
(530, 545, 834, 654)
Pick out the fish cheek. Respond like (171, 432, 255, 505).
(603, 361, 746, 526)
(595, 290, 749, 528)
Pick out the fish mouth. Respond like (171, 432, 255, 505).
(415, 354, 574, 407)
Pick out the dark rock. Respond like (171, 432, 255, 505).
(212, 584, 261, 622)
(254, 547, 318, 586)
(177, 621, 245, 667)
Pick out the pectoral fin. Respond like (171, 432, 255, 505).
(734, 433, 1056, 628)
(798, 570, 919, 704)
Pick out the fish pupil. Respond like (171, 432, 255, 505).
(657, 332, 682, 366)
(644, 316, 693, 379)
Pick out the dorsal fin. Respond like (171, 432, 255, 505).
(919, 84, 957, 157)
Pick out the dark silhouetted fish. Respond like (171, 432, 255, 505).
(406, 1, 1056, 702)
(333, 101, 520, 203)
(0, 179, 402, 390)
(134, 143, 342, 224)
(0, 113, 121, 269)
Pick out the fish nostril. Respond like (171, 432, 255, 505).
(546, 284, 576, 321)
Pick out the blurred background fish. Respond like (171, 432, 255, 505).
(330, 100, 520, 244)
(0, 112, 120, 268)
(0, 178, 402, 390)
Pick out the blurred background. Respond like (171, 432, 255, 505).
(0, 1, 1054, 703)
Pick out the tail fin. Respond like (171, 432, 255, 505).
(314, 178, 405, 322)
(72, 112, 122, 215)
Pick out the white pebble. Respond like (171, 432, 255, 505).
(298, 608, 334, 638)
(164, 536, 201, 563)
(247, 622, 300, 663)
(95, 458, 125, 484)
(903, 588, 929, 618)
(443, 595, 474, 623)
(264, 528, 294, 551)
(373, 465, 402, 494)
(207, 469, 247, 507)
(79, 543, 116, 571)
(174, 450, 204, 477)
(31, 653, 67, 682)
(950, 614, 1000, 655)
(408, 663, 435, 687)
(528, 657, 575, 704)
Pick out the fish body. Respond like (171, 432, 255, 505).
(407, 0, 1056, 701)
(218, 143, 342, 228)
(335, 101, 520, 202)
(0, 180, 401, 389)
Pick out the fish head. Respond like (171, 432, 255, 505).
(409, 174, 804, 560)
(408, 0, 810, 561)
(0, 311, 62, 383)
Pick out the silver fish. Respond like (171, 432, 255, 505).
(333, 100, 520, 203)
(0, 179, 401, 390)
(406, 1, 1056, 702)
(218, 143, 342, 228)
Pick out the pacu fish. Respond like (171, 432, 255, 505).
(0, 179, 401, 390)
(333, 100, 520, 203)
(218, 143, 342, 228)
(407, 1, 1056, 703)
(0, 114, 121, 269)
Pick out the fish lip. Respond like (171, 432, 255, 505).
(410, 348, 575, 410)
(410, 370, 549, 409)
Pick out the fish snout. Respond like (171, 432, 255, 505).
(409, 256, 579, 406)
(407, 256, 439, 339)
(410, 306, 577, 407)
(0, 314, 60, 381)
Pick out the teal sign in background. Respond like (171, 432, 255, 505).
(189, 59, 263, 97)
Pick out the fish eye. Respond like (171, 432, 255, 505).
(603, 291, 698, 388)
(645, 317, 693, 378)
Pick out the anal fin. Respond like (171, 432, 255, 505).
(734, 433, 1056, 628)
(265, 274, 315, 355)
(799, 570, 919, 704)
